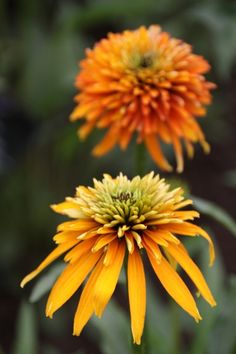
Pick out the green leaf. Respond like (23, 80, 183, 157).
(29, 263, 65, 303)
(223, 170, 236, 188)
(91, 300, 130, 354)
(11, 301, 37, 354)
(192, 196, 236, 237)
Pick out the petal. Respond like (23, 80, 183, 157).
(167, 243, 216, 306)
(171, 133, 184, 173)
(144, 135, 173, 172)
(92, 127, 119, 156)
(147, 251, 201, 321)
(93, 241, 125, 317)
(64, 238, 95, 263)
(158, 222, 215, 265)
(73, 256, 105, 336)
(128, 247, 146, 345)
(46, 250, 102, 318)
(103, 239, 119, 266)
(20, 239, 78, 288)
(51, 201, 81, 218)
(92, 234, 117, 252)
(57, 219, 98, 232)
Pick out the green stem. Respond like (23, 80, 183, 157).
(170, 300, 181, 354)
(135, 143, 146, 176)
(132, 341, 147, 354)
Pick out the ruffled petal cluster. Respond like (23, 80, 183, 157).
(71, 26, 215, 172)
(21, 172, 216, 344)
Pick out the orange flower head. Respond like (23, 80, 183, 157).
(21, 172, 216, 344)
(70, 25, 216, 173)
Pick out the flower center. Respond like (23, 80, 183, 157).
(112, 192, 135, 203)
(138, 53, 153, 68)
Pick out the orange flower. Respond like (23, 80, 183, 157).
(70, 25, 215, 173)
(21, 172, 216, 344)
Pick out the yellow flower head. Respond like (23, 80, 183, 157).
(71, 26, 216, 173)
(21, 172, 216, 344)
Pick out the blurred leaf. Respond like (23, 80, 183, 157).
(42, 345, 62, 354)
(29, 262, 65, 303)
(189, 238, 223, 354)
(223, 170, 236, 188)
(91, 300, 130, 354)
(146, 279, 173, 354)
(11, 301, 37, 354)
(192, 196, 236, 237)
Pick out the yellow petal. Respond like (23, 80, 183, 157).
(64, 238, 95, 263)
(143, 236, 162, 262)
(159, 222, 215, 265)
(167, 243, 216, 306)
(92, 234, 116, 252)
(73, 256, 105, 335)
(128, 247, 146, 345)
(51, 201, 81, 218)
(57, 219, 98, 232)
(147, 251, 201, 321)
(103, 239, 119, 266)
(46, 250, 102, 318)
(20, 239, 78, 288)
(53, 231, 81, 244)
(93, 241, 125, 317)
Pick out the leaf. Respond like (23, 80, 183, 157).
(223, 170, 236, 188)
(11, 301, 37, 354)
(90, 300, 130, 354)
(192, 196, 236, 237)
(29, 263, 65, 303)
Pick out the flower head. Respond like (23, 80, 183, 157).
(71, 26, 216, 172)
(21, 172, 216, 344)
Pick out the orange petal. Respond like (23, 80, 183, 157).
(128, 247, 146, 345)
(147, 251, 201, 321)
(144, 135, 173, 171)
(20, 239, 78, 288)
(64, 238, 95, 263)
(46, 250, 102, 318)
(92, 128, 119, 157)
(159, 222, 215, 265)
(51, 201, 81, 218)
(93, 241, 125, 317)
(73, 256, 105, 335)
(167, 243, 216, 306)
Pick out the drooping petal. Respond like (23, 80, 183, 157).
(51, 201, 82, 218)
(57, 219, 99, 232)
(158, 222, 215, 265)
(64, 238, 95, 263)
(73, 256, 105, 336)
(20, 239, 78, 288)
(92, 127, 119, 156)
(128, 247, 146, 345)
(167, 243, 216, 306)
(93, 241, 125, 317)
(46, 250, 102, 318)
(144, 135, 172, 172)
(147, 251, 202, 321)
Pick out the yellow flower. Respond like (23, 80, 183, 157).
(71, 26, 216, 173)
(21, 172, 216, 344)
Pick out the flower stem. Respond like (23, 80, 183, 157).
(135, 143, 146, 176)
(170, 299, 181, 354)
(132, 341, 147, 354)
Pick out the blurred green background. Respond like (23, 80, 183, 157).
(1, 0, 236, 353)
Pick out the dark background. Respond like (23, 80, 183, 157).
(1, 0, 236, 353)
